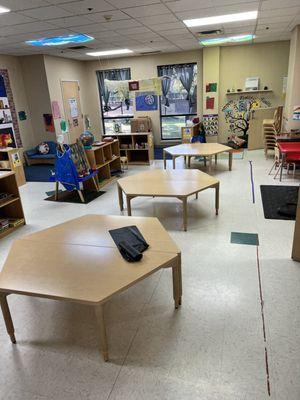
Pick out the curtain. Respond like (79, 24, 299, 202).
(158, 66, 173, 108)
(96, 68, 131, 112)
(178, 65, 195, 106)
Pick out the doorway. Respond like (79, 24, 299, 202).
(61, 80, 84, 143)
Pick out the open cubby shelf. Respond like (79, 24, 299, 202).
(85, 140, 121, 189)
(0, 171, 25, 240)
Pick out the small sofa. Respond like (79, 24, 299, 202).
(24, 141, 57, 166)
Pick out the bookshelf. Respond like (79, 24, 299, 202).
(0, 171, 25, 240)
(102, 132, 154, 165)
(0, 147, 26, 187)
(85, 140, 121, 189)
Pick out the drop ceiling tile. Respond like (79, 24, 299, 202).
(109, 0, 159, 7)
(258, 16, 295, 25)
(71, 23, 109, 34)
(49, 15, 94, 28)
(0, 21, 56, 36)
(174, 8, 219, 20)
(165, 0, 214, 12)
(213, 2, 259, 15)
(224, 26, 255, 34)
(261, 0, 300, 10)
(116, 26, 153, 35)
(0, 0, 49, 11)
(86, 10, 130, 23)
(139, 13, 178, 26)
(122, 4, 170, 18)
(100, 18, 142, 30)
(150, 21, 186, 32)
(21, 5, 72, 20)
(259, 7, 300, 18)
(0, 12, 35, 26)
(212, 0, 256, 4)
(254, 34, 291, 42)
(60, 0, 115, 14)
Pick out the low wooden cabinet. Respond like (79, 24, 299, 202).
(85, 140, 121, 189)
(0, 171, 25, 240)
(0, 148, 26, 187)
(102, 132, 154, 165)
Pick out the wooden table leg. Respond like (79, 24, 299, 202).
(280, 153, 285, 182)
(92, 176, 99, 191)
(55, 181, 59, 201)
(188, 156, 191, 168)
(182, 197, 188, 231)
(95, 305, 108, 362)
(126, 195, 132, 216)
(184, 156, 187, 165)
(195, 192, 198, 200)
(163, 150, 167, 169)
(172, 261, 181, 309)
(118, 184, 124, 211)
(229, 151, 233, 171)
(0, 294, 16, 344)
(172, 156, 176, 169)
(77, 190, 85, 203)
(215, 154, 218, 164)
(208, 156, 212, 173)
(204, 156, 207, 167)
(215, 183, 220, 215)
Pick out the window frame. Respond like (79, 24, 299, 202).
(97, 67, 133, 135)
(157, 63, 197, 141)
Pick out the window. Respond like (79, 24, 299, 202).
(158, 63, 197, 140)
(96, 68, 133, 134)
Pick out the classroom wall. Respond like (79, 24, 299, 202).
(219, 41, 290, 143)
(0, 54, 35, 149)
(84, 50, 203, 145)
(20, 55, 53, 145)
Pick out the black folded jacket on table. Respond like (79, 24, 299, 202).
(109, 226, 149, 262)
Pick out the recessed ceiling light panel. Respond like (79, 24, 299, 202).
(184, 11, 258, 27)
(86, 49, 133, 56)
(0, 6, 10, 13)
(200, 34, 255, 46)
(26, 34, 94, 47)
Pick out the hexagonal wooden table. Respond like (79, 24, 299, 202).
(0, 215, 181, 362)
(117, 170, 220, 231)
(163, 143, 233, 172)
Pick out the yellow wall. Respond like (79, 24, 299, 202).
(0, 54, 35, 149)
(219, 41, 290, 142)
(84, 50, 203, 145)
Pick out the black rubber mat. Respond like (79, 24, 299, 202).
(45, 189, 105, 204)
(260, 185, 299, 220)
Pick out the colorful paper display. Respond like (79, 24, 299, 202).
(135, 92, 158, 111)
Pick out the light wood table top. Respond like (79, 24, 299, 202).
(117, 170, 220, 231)
(0, 215, 181, 361)
(163, 143, 233, 172)
(118, 169, 219, 197)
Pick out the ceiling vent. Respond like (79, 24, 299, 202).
(198, 29, 222, 36)
(68, 45, 90, 50)
(140, 50, 162, 55)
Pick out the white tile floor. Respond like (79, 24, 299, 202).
(0, 150, 299, 400)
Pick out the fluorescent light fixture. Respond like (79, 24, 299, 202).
(86, 49, 133, 56)
(0, 6, 10, 13)
(26, 33, 94, 47)
(184, 11, 258, 27)
(200, 34, 255, 46)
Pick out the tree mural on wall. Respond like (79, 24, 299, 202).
(222, 96, 271, 136)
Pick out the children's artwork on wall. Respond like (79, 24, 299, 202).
(43, 113, 55, 132)
(135, 92, 158, 111)
(129, 81, 139, 91)
(206, 83, 217, 92)
(206, 96, 215, 109)
(0, 71, 22, 147)
(51, 101, 61, 119)
(293, 105, 300, 120)
(60, 119, 68, 133)
(222, 96, 271, 136)
(68, 98, 78, 118)
(18, 111, 27, 121)
(203, 114, 219, 136)
(0, 127, 16, 148)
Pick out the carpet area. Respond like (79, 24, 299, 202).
(260, 185, 299, 220)
(24, 164, 53, 182)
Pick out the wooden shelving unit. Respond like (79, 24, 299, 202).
(0, 147, 26, 187)
(102, 132, 154, 165)
(0, 171, 25, 240)
(85, 140, 121, 189)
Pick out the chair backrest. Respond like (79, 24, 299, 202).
(273, 106, 283, 133)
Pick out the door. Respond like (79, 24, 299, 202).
(61, 80, 84, 143)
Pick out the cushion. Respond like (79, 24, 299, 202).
(38, 142, 50, 155)
(29, 154, 55, 159)
(26, 148, 38, 157)
(46, 141, 57, 154)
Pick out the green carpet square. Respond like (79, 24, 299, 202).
(231, 232, 259, 246)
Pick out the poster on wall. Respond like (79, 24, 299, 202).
(0, 75, 17, 147)
(293, 105, 300, 120)
(43, 113, 55, 132)
(206, 82, 217, 92)
(203, 114, 218, 136)
(51, 101, 61, 119)
(0, 127, 16, 148)
(206, 96, 215, 110)
(68, 98, 78, 118)
(135, 92, 158, 111)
